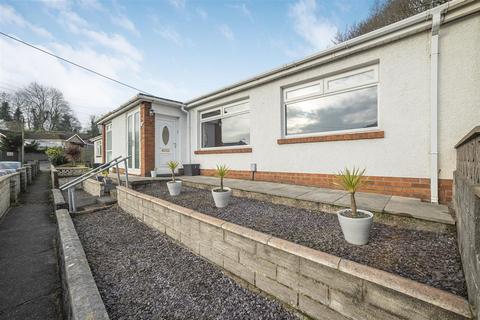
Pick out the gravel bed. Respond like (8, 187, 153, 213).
(140, 183, 467, 297)
(73, 207, 298, 320)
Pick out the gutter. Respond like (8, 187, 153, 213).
(185, 0, 477, 108)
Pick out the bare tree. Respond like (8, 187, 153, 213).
(335, 0, 448, 43)
(10, 82, 81, 132)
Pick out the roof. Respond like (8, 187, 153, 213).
(24, 131, 92, 141)
(90, 135, 102, 142)
(66, 133, 87, 145)
(96, 93, 183, 124)
(184, 0, 478, 107)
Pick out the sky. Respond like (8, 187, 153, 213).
(0, 0, 374, 127)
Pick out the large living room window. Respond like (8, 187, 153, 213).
(200, 100, 250, 148)
(283, 65, 378, 136)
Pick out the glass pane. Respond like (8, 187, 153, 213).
(202, 113, 250, 148)
(286, 86, 378, 135)
(162, 126, 169, 145)
(224, 102, 248, 114)
(127, 115, 132, 167)
(134, 112, 140, 169)
(285, 83, 321, 101)
(327, 70, 375, 91)
(201, 109, 221, 119)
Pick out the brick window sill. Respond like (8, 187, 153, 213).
(277, 131, 385, 145)
(194, 147, 252, 155)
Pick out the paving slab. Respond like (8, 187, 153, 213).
(385, 196, 453, 224)
(334, 192, 392, 213)
(296, 188, 347, 204)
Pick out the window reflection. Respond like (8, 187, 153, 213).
(286, 86, 378, 135)
(202, 113, 250, 147)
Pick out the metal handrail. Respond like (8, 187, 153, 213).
(61, 156, 131, 213)
(59, 156, 121, 190)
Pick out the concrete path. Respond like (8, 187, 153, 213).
(0, 171, 62, 320)
(180, 175, 454, 225)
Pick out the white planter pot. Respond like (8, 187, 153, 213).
(151, 170, 157, 177)
(337, 209, 374, 245)
(167, 181, 182, 196)
(211, 187, 232, 208)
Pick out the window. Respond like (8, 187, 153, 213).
(200, 100, 250, 148)
(283, 65, 378, 136)
(105, 123, 112, 162)
(127, 111, 140, 169)
(95, 140, 102, 157)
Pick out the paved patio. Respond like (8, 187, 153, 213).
(110, 174, 454, 225)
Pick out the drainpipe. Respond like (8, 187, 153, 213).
(429, 6, 446, 203)
(180, 104, 191, 164)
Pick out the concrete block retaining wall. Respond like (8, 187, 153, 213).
(56, 208, 109, 320)
(82, 179, 104, 197)
(117, 186, 472, 320)
(9, 173, 20, 204)
(17, 167, 27, 192)
(0, 175, 12, 220)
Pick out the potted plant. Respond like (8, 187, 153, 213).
(166, 161, 182, 196)
(151, 168, 157, 178)
(211, 164, 232, 208)
(335, 167, 373, 245)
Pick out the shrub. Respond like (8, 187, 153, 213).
(167, 161, 179, 182)
(45, 147, 68, 166)
(335, 167, 366, 216)
(64, 144, 81, 165)
(24, 140, 43, 153)
(215, 164, 229, 191)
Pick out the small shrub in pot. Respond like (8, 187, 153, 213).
(211, 164, 232, 208)
(166, 161, 182, 196)
(335, 167, 373, 245)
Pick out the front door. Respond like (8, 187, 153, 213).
(155, 116, 177, 173)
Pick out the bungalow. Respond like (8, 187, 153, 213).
(96, 0, 480, 204)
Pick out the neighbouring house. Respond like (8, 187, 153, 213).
(91, 135, 103, 164)
(96, 0, 480, 204)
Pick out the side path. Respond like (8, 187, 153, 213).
(0, 171, 62, 319)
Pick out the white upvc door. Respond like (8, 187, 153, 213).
(126, 110, 140, 172)
(155, 116, 177, 174)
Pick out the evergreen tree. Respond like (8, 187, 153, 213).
(0, 101, 12, 121)
(13, 106, 23, 122)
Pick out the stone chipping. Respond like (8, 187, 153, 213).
(140, 183, 467, 297)
(73, 207, 299, 320)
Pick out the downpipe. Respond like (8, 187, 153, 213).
(180, 104, 191, 164)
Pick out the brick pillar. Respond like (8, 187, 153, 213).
(140, 102, 155, 176)
(101, 124, 106, 163)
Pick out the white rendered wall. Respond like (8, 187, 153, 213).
(189, 14, 480, 180)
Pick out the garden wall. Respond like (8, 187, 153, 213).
(116, 186, 472, 320)
(454, 126, 480, 320)
(0, 173, 22, 220)
(82, 178, 104, 197)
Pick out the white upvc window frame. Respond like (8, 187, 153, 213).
(126, 109, 141, 172)
(199, 99, 251, 150)
(282, 65, 380, 138)
(95, 140, 102, 157)
(105, 123, 112, 162)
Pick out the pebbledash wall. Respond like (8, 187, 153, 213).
(116, 186, 472, 320)
(186, 2, 480, 204)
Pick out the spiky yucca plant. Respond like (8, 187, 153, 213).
(215, 164, 229, 191)
(167, 161, 179, 182)
(335, 167, 366, 217)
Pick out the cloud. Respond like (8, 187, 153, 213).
(111, 14, 140, 36)
(229, 3, 253, 22)
(196, 7, 207, 21)
(218, 24, 234, 41)
(78, 0, 104, 11)
(0, 4, 53, 39)
(154, 26, 182, 46)
(168, 0, 185, 9)
(56, 9, 142, 61)
(289, 0, 337, 51)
